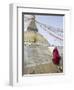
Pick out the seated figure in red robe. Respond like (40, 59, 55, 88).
(52, 47, 61, 65)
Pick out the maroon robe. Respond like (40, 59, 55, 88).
(52, 47, 61, 65)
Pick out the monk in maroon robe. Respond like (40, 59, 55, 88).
(52, 47, 61, 65)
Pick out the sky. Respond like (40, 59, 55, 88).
(36, 15, 63, 29)
(24, 14, 64, 46)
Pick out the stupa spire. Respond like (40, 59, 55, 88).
(27, 15, 38, 32)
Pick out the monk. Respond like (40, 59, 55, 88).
(52, 47, 61, 65)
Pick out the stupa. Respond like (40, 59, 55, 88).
(24, 15, 49, 46)
(24, 15, 60, 74)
